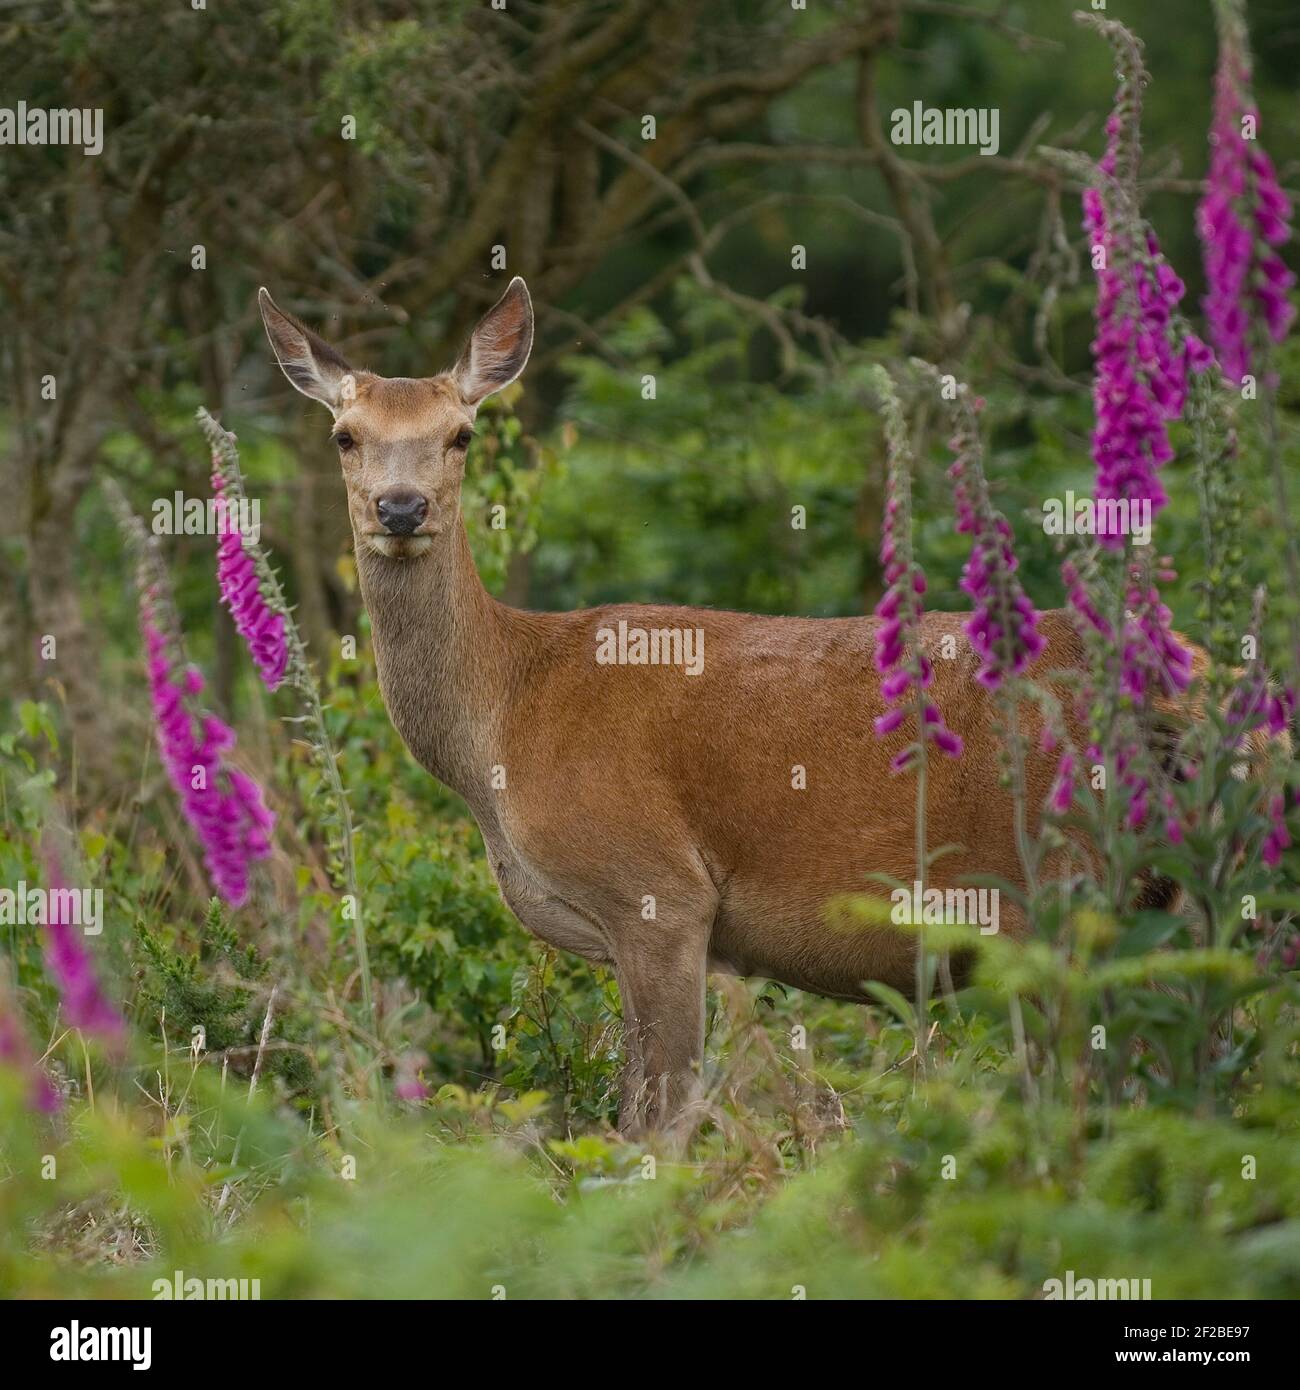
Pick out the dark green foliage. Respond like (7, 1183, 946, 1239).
(134, 902, 314, 1097)
(1, 0, 1297, 1302)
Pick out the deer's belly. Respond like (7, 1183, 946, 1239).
(709, 889, 919, 1000)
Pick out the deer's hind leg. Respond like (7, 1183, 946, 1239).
(605, 864, 718, 1139)
(614, 930, 710, 1138)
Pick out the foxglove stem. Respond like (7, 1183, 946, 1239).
(923, 366, 1045, 903)
(1220, 588, 1295, 877)
(871, 367, 960, 1073)
(1186, 352, 1246, 678)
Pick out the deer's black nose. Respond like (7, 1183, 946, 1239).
(376, 491, 429, 536)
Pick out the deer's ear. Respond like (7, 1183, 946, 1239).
(258, 288, 354, 410)
(453, 277, 533, 407)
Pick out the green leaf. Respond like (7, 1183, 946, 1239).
(1114, 910, 1187, 959)
(864, 981, 916, 1029)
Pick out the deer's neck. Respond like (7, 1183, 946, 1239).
(355, 523, 513, 807)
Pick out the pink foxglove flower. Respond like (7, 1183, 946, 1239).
(1222, 594, 1295, 750)
(1062, 559, 1112, 642)
(1077, 16, 1204, 549)
(42, 856, 125, 1048)
(213, 468, 287, 691)
(1163, 792, 1184, 846)
(1262, 794, 1290, 868)
(394, 1053, 431, 1102)
(946, 396, 1044, 689)
(1085, 176, 1192, 546)
(1198, 1, 1295, 384)
(872, 373, 962, 770)
(0, 998, 60, 1114)
(1121, 560, 1193, 701)
(1116, 741, 1149, 831)
(142, 593, 275, 907)
(1049, 752, 1076, 816)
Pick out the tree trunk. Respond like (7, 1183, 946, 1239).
(29, 500, 116, 791)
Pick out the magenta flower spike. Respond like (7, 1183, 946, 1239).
(1084, 188, 1191, 547)
(42, 855, 125, 1049)
(871, 369, 962, 770)
(1049, 752, 1076, 817)
(142, 593, 275, 907)
(1262, 794, 1291, 868)
(945, 395, 1044, 690)
(1077, 16, 1203, 550)
(1062, 559, 1113, 643)
(1071, 16, 1194, 716)
(213, 467, 288, 691)
(1121, 560, 1193, 702)
(1198, 2, 1295, 384)
(0, 1001, 60, 1114)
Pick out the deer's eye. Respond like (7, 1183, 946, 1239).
(335, 431, 355, 452)
(454, 428, 473, 450)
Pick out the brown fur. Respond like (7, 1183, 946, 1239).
(260, 279, 1198, 1133)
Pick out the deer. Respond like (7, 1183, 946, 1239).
(258, 277, 1206, 1135)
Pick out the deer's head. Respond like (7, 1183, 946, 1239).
(258, 278, 533, 560)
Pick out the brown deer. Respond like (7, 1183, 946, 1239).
(258, 278, 1184, 1133)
